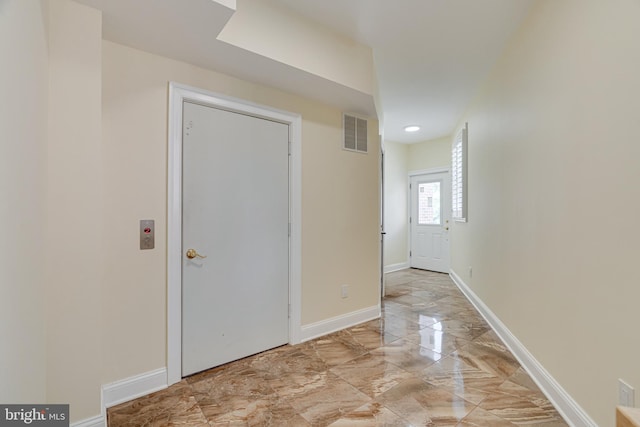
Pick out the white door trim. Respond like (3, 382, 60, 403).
(379, 137, 385, 297)
(409, 166, 450, 177)
(407, 167, 451, 272)
(167, 82, 302, 385)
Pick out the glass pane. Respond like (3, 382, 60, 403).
(418, 181, 441, 225)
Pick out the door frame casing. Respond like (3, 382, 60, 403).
(167, 82, 302, 385)
(379, 138, 386, 297)
(408, 167, 451, 272)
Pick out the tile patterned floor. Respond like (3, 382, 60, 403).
(108, 269, 568, 426)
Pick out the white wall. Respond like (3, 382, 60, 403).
(99, 36, 380, 397)
(408, 136, 451, 173)
(383, 141, 408, 269)
(218, 0, 374, 97)
(0, 2, 380, 420)
(46, 0, 103, 420)
(0, 0, 48, 403)
(451, 0, 640, 425)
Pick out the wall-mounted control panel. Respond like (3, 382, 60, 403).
(140, 219, 155, 250)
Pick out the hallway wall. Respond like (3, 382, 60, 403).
(218, 0, 374, 97)
(46, 0, 103, 419)
(407, 136, 451, 173)
(100, 38, 380, 405)
(0, 0, 48, 404)
(383, 141, 409, 268)
(450, 0, 640, 425)
(0, 1, 380, 422)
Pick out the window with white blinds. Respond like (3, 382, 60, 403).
(452, 123, 468, 222)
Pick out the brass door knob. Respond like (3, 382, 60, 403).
(186, 249, 207, 259)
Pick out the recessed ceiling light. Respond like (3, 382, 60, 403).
(404, 125, 420, 133)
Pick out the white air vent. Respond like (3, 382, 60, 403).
(343, 114, 368, 153)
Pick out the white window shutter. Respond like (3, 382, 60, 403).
(452, 123, 468, 221)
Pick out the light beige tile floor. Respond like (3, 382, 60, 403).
(108, 269, 568, 426)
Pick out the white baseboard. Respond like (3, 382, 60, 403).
(71, 368, 167, 427)
(299, 305, 380, 342)
(384, 262, 409, 274)
(71, 414, 104, 427)
(102, 367, 168, 409)
(71, 306, 380, 427)
(449, 269, 598, 427)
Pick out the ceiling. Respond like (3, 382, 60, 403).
(268, 0, 534, 143)
(75, 0, 534, 144)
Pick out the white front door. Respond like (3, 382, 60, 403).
(181, 101, 289, 376)
(410, 172, 451, 273)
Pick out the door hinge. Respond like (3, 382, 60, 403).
(409, 217, 412, 224)
(288, 140, 292, 156)
(288, 222, 291, 237)
(288, 303, 291, 318)
(410, 250, 412, 257)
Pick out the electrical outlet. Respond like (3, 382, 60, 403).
(619, 379, 635, 407)
(341, 284, 349, 299)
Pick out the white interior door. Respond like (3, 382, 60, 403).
(181, 101, 289, 376)
(410, 172, 451, 273)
